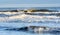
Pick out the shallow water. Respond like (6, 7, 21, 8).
(0, 29, 60, 35)
(0, 22, 60, 35)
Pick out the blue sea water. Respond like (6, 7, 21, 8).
(0, 7, 60, 35)
(0, 7, 60, 11)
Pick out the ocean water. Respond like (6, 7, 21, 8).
(0, 7, 60, 11)
(0, 7, 60, 35)
(0, 23, 60, 35)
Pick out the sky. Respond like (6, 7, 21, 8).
(0, 0, 60, 7)
(0, 0, 60, 4)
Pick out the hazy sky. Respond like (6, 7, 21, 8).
(0, 0, 60, 7)
(0, 0, 60, 4)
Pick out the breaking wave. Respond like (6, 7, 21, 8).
(0, 12, 60, 23)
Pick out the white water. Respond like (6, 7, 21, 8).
(0, 11, 60, 35)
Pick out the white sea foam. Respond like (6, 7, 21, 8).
(0, 12, 60, 23)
